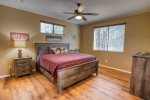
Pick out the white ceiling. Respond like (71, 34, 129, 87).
(0, 0, 150, 25)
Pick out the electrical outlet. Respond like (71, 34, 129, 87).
(105, 59, 108, 63)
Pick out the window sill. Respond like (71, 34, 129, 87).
(93, 50, 124, 53)
(43, 33, 64, 36)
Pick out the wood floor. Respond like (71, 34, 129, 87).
(0, 67, 141, 100)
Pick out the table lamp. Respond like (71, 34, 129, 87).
(14, 40, 26, 58)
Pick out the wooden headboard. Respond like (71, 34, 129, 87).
(35, 43, 69, 53)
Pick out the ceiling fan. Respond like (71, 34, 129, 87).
(63, 3, 99, 21)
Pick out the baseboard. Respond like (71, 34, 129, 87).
(0, 69, 36, 79)
(0, 74, 11, 79)
(99, 64, 131, 74)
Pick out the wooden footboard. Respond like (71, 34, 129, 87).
(57, 60, 99, 94)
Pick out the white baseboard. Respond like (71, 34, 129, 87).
(99, 64, 131, 74)
(0, 74, 11, 79)
(0, 69, 36, 79)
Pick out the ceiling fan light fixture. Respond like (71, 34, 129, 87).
(16, 0, 24, 3)
(75, 15, 82, 19)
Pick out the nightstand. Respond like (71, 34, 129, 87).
(14, 57, 32, 77)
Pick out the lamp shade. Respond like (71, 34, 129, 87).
(14, 40, 26, 48)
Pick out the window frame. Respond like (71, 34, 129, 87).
(40, 20, 65, 35)
(93, 23, 126, 52)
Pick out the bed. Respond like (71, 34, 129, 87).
(35, 43, 99, 94)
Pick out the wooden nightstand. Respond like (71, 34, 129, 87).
(14, 57, 32, 77)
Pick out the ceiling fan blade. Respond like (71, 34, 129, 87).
(63, 12, 75, 14)
(82, 16, 87, 22)
(67, 15, 76, 20)
(63, 3, 99, 22)
(82, 13, 99, 15)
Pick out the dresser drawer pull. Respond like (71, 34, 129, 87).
(22, 70, 26, 72)
(21, 66, 25, 68)
(22, 61, 26, 63)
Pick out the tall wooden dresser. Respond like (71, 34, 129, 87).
(130, 54, 150, 100)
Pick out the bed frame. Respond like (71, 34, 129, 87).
(35, 43, 99, 94)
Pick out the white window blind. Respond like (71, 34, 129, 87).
(93, 24, 125, 52)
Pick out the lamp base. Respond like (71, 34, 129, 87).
(18, 48, 22, 58)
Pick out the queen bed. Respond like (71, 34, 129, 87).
(35, 43, 99, 94)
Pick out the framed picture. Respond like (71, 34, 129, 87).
(46, 35, 62, 42)
(10, 32, 29, 41)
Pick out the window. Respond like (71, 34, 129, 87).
(40, 21, 64, 35)
(54, 25, 64, 35)
(93, 24, 125, 52)
(40, 22, 53, 34)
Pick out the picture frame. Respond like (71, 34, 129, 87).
(46, 35, 62, 42)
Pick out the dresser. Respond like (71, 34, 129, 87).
(14, 57, 32, 77)
(70, 49, 80, 53)
(130, 55, 150, 100)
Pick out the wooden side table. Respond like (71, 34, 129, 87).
(14, 57, 32, 77)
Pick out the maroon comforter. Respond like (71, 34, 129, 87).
(40, 52, 96, 82)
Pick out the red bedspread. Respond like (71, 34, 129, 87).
(40, 52, 96, 82)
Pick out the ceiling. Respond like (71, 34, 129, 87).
(0, 0, 150, 25)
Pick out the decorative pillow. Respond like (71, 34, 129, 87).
(51, 47, 61, 54)
(60, 47, 66, 53)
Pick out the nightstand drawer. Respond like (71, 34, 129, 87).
(17, 69, 31, 76)
(17, 65, 30, 71)
(15, 59, 30, 65)
(17, 63, 30, 67)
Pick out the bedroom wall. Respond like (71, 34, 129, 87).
(80, 13, 150, 72)
(0, 5, 80, 76)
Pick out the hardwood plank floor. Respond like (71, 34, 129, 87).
(0, 67, 141, 100)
